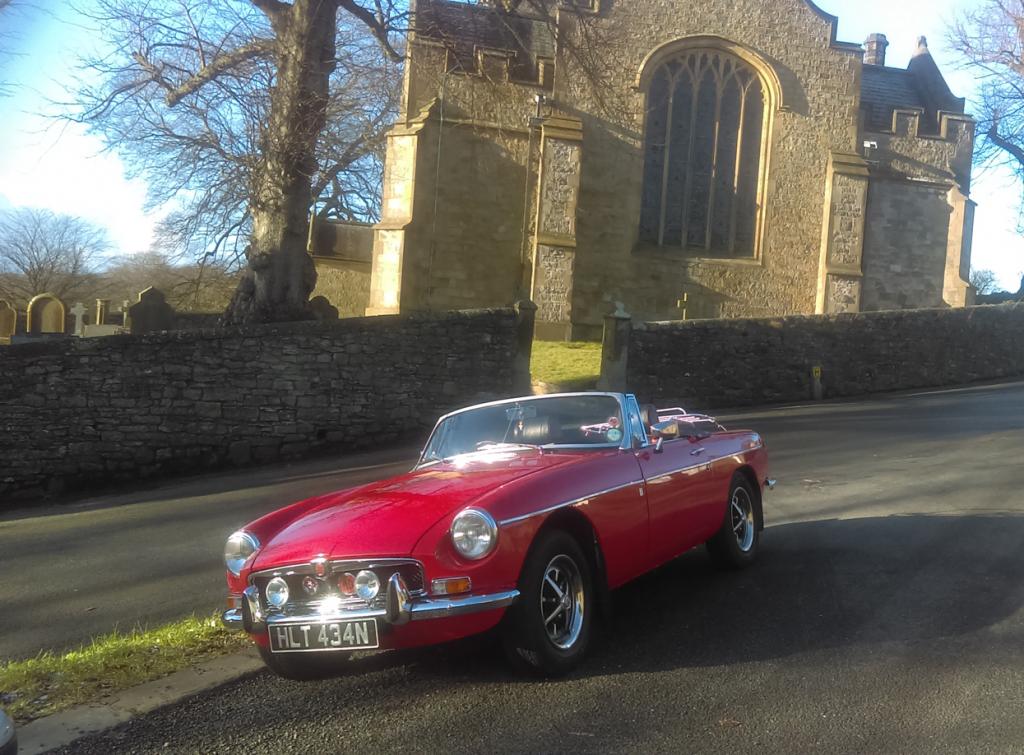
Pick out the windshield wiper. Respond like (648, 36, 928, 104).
(474, 442, 544, 453)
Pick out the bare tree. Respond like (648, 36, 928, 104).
(100, 252, 241, 312)
(0, 208, 109, 306)
(970, 267, 1001, 295)
(69, 0, 405, 324)
(0, 0, 17, 93)
(951, 3, 1024, 184)
(68, 0, 612, 324)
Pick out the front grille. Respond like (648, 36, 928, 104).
(251, 559, 425, 615)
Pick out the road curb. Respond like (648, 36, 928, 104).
(16, 648, 265, 754)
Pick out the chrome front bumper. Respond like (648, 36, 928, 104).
(222, 573, 519, 631)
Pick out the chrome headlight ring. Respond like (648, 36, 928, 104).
(450, 508, 498, 560)
(224, 531, 260, 577)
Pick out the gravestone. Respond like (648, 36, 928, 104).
(0, 299, 15, 343)
(127, 287, 175, 335)
(70, 303, 88, 336)
(26, 293, 66, 334)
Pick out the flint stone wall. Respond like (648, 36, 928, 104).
(0, 309, 523, 503)
(625, 304, 1024, 408)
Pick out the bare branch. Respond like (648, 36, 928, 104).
(133, 38, 275, 106)
(338, 0, 403, 61)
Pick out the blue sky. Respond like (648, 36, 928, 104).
(0, 0, 1021, 289)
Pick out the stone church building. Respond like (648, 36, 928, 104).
(360, 0, 976, 339)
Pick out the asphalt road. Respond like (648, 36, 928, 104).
(0, 447, 418, 661)
(7, 380, 1024, 753)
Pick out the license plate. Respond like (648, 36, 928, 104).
(268, 619, 379, 653)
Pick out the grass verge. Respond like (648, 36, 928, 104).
(531, 340, 602, 389)
(0, 614, 249, 724)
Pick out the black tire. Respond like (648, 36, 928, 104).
(258, 645, 351, 681)
(706, 473, 761, 569)
(502, 529, 594, 676)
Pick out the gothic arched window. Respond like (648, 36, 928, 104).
(639, 50, 767, 256)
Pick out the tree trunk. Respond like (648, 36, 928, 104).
(223, 0, 340, 325)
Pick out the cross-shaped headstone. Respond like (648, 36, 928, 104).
(676, 292, 690, 321)
(70, 302, 88, 336)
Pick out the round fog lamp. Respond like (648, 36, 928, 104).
(266, 577, 289, 608)
(355, 570, 380, 601)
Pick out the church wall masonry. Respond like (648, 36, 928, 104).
(0, 308, 531, 503)
(562, 0, 863, 330)
(365, 0, 975, 337)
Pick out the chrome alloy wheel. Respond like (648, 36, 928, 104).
(731, 485, 756, 552)
(539, 554, 585, 650)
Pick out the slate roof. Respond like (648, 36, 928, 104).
(860, 65, 928, 132)
(414, 0, 555, 83)
(861, 55, 966, 135)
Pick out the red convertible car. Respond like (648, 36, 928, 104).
(222, 392, 772, 678)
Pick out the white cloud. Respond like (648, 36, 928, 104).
(0, 114, 160, 256)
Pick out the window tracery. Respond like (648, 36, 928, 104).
(639, 50, 767, 257)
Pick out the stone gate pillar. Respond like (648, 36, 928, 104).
(531, 116, 583, 340)
(816, 151, 870, 314)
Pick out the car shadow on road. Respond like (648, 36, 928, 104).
(341, 513, 1024, 683)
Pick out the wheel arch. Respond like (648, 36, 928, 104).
(532, 507, 612, 621)
(733, 464, 764, 531)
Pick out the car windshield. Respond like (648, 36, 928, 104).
(420, 394, 625, 463)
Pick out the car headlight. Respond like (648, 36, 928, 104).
(451, 508, 498, 560)
(266, 577, 289, 608)
(224, 531, 260, 577)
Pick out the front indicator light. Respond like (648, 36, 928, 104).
(355, 570, 380, 601)
(431, 577, 472, 596)
(338, 572, 357, 596)
(266, 577, 289, 608)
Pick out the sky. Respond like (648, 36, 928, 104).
(0, 0, 1021, 289)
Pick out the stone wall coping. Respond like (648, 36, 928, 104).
(638, 302, 1022, 332)
(0, 307, 517, 361)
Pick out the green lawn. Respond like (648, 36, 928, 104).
(531, 340, 602, 389)
(0, 614, 248, 724)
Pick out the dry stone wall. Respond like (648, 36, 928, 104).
(0, 309, 525, 503)
(624, 304, 1024, 408)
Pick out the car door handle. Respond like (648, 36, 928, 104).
(690, 447, 705, 456)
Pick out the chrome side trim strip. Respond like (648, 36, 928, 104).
(497, 442, 764, 527)
(498, 479, 645, 527)
(646, 442, 764, 479)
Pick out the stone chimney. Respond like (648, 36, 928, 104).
(913, 36, 930, 57)
(864, 33, 889, 66)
